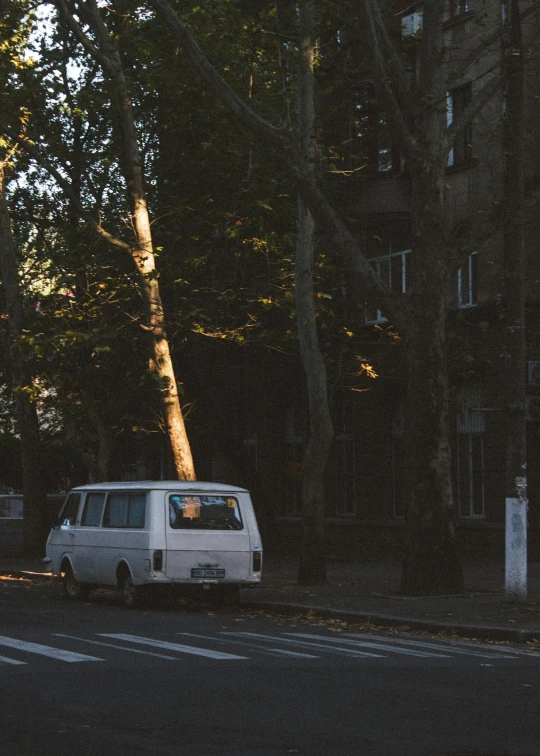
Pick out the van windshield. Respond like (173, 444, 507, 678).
(169, 495, 243, 530)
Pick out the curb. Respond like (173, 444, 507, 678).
(240, 600, 540, 643)
(3, 569, 539, 643)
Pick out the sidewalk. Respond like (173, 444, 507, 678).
(2, 555, 539, 642)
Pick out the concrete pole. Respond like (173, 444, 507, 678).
(502, 0, 527, 601)
(505, 482, 527, 600)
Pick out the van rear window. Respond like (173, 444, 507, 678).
(103, 493, 147, 528)
(169, 495, 243, 530)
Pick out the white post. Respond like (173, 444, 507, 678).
(505, 478, 527, 600)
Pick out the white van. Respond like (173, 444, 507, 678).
(44, 481, 262, 607)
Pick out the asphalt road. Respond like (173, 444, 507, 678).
(1, 577, 539, 756)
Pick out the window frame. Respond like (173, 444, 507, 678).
(59, 493, 81, 526)
(457, 433, 486, 519)
(80, 492, 106, 528)
(168, 494, 244, 531)
(365, 248, 411, 324)
(447, 84, 473, 167)
(448, 0, 471, 17)
(456, 387, 486, 519)
(457, 251, 478, 308)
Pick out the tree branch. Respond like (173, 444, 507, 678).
(4, 126, 130, 250)
(54, 0, 116, 76)
(450, 1, 540, 84)
(150, 0, 401, 319)
(371, 0, 413, 105)
(150, 0, 289, 148)
(360, 0, 417, 160)
(447, 70, 503, 146)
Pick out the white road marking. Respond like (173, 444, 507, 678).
(0, 636, 104, 663)
(178, 632, 320, 659)
(99, 634, 247, 660)
(342, 633, 520, 659)
(53, 634, 179, 661)
(0, 654, 27, 665)
(284, 633, 452, 658)
(221, 632, 384, 658)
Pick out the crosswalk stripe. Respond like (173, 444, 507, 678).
(53, 634, 179, 661)
(99, 634, 248, 660)
(342, 633, 520, 659)
(284, 633, 452, 658)
(0, 654, 27, 666)
(178, 632, 320, 659)
(0, 635, 104, 663)
(221, 632, 384, 658)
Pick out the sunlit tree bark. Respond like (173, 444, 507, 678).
(56, 0, 195, 480)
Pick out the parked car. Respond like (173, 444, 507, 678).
(44, 481, 263, 607)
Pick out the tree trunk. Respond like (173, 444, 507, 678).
(58, 1, 196, 480)
(400, 164, 464, 595)
(151, 0, 468, 591)
(296, 1, 333, 585)
(63, 393, 114, 483)
(112, 73, 195, 480)
(0, 164, 49, 555)
(502, 0, 527, 601)
(111, 49, 195, 480)
(400, 317, 464, 594)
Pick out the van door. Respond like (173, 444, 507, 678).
(46, 493, 82, 575)
(76, 492, 106, 581)
(164, 492, 251, 581)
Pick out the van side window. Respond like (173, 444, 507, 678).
(81, 493, 105, 527)
(103, 493, 146, 528)
(59, 494, 81, 526)
(169, 495, 243, 530)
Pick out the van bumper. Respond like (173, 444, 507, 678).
(139, 574, 262, 586)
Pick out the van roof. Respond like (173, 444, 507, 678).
(70, 481, 250, 493)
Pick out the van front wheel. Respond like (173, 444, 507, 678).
(63, 565, 90, 600)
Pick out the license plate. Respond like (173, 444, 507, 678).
(191, 568, 225, 578)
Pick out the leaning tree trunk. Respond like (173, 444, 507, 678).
(0, 164, 49, 555)
(107, 31, 195, 481)
(296, 1, 334, 585)
(58, 0, 196, 480)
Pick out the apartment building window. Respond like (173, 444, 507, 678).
(448, 0, 471, 16)
(458, 434, 485, 518)
(457, 386, 486, 519)
(285, 409, 305, 516)
(354, 84, 401, 174)
(457, 251, 478, 308)
(365, 249, 411, 324)
(327, 397, 357, 517)
(392, 406, 406, 519)
(447, 84, 473, 166)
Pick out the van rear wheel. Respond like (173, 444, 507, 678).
(62, 565, 90, 600)
(119, 569, 147, 609)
